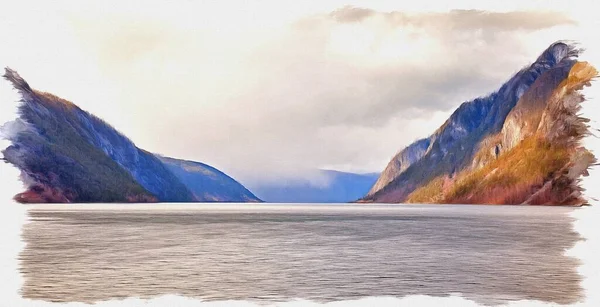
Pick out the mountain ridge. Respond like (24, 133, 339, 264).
(159, 156, 261, 202)
(1, 68, 260, 203)
(362, 41, 596, 205)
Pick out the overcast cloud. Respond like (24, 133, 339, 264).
(0, 1, 584, 187)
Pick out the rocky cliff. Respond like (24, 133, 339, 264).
(362, 42, 596, 205)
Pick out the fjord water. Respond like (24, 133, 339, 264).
(20, 204, 582, 305)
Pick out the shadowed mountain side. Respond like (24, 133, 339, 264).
(1, 68, 258, 203)
(159, 156, 262, 202)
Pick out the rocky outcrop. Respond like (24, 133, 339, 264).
(366, 138, 430, 197)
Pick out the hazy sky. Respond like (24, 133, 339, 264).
(1, 0, 598, 187)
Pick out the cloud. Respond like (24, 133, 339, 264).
(330, 6, 575, 31)
(330, 6, 375, 23)
(241, 7, 575, 127)
(0, 2, 580, 186)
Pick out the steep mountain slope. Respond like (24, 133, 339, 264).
(1, 68, 258, 203)
(367, 138, 430, 197)
(363, 42, 596, 205)
(251, 170, 379, 203)
(159, 156, 261, 202)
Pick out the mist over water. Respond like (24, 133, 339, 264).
(20, 204, 582, 305)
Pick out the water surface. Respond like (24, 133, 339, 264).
(20, 204, 582, 305)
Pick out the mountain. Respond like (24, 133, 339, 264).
(159, 156, 261, 202)
(251, 170, 379, 203)
(1, 68, 259, 203)
(362, 41, 597, 205)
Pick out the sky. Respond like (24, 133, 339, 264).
(0, 0, 598, 188)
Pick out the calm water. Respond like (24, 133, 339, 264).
(20, 204, 583, 305)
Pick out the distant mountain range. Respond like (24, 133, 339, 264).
(361, 41, 597, 205)
(250, 170, 379, 203)
(1, 68, 260, 203)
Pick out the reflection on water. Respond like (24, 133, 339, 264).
(20, 204, 582, 305)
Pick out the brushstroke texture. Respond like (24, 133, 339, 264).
(363, 41, 597, 205)
(1, 69, 259, 203)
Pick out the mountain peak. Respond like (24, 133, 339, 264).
(535, 41, 580, 66)
(3, 67, 32, 95)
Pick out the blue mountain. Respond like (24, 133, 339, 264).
(1, 68, 260, 203)
(251, 170, 379, 203)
